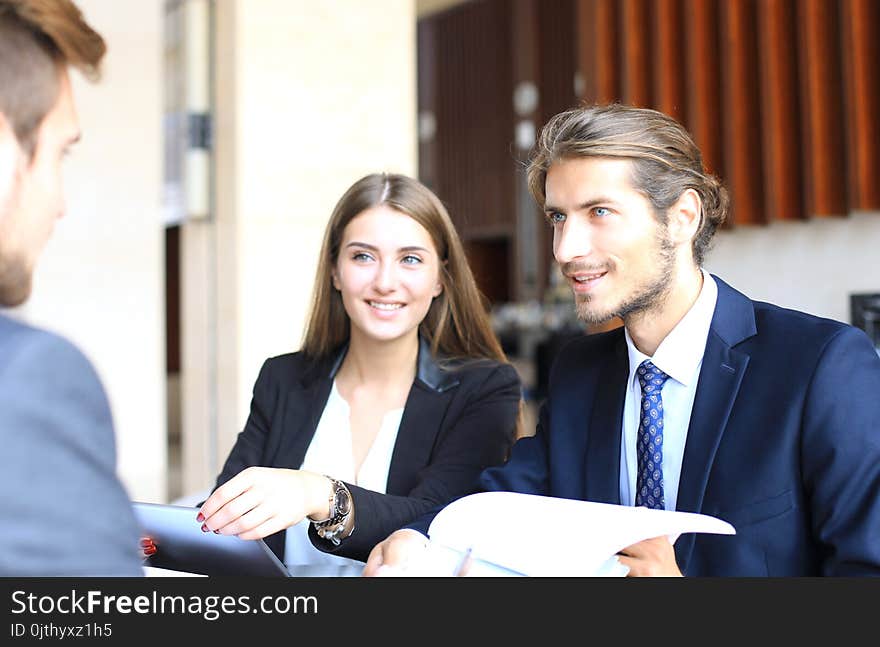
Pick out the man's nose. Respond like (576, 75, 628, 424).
(553, 218, 592, 265)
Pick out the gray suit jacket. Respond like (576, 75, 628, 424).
(0, 313, 142, 575)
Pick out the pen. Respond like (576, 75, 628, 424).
(453, 547, 473, 577)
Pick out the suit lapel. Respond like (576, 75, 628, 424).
(386, 383, 453, 495)
(584, 336, 627, 505)
(268, 378, 333, 468)
(674, 276, 756, 573)
(266, 349, 339, 470)
(387, 336, 459, 494)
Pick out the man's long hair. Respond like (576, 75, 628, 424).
(527, 103, 729, 266)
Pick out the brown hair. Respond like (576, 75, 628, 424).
(527, 103, 729, 266)
(302, 173, 508, 365)
(0, 0, 106, 156)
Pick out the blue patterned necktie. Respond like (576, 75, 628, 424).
(636, 360, 671, 510)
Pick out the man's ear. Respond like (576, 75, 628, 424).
(668, 188, 701, 247)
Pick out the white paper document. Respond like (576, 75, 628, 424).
(412, 491, 735, 577)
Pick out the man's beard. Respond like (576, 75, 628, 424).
(0, 176, 34, 307)
(572, 231, 677, 325)
(0, 249, 33, 307)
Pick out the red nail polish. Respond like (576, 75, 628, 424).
(196, 512, 204, 523)
(144, 546, 157, 556)
(201, 523, 209, 533)
(140, 538, 153, 547)
(213, 529, 219, 534)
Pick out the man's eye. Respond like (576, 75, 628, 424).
(547, 212, 566, 225)
(594, 207, 610, 217)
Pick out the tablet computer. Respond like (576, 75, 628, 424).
(134, 501, 289, 577)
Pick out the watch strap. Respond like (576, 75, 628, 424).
(313, 477, 352, 545)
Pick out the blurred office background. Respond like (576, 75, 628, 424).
(6, 0, 878, 504)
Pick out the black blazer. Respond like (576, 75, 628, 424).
(214, 337, 521, 563)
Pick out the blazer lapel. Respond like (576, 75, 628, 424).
(268, 379, 332, 467)
(674, 276, 756, 573)
(583, 335, 628, 505)
(387, 337, 459, 495)
(386, 384, 454, 495)
(266, 351, 339, 470)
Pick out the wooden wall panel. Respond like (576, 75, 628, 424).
(576, 0, 621, 104)
(620, 0, 653, 107)
(683, 0, 724, 179)
(720, 0, 765, 225)
(538, 0, 577, 120)
(428, 0, 516, 236)
(757, 0, 806, 222)
(841, 0, 880, 211)
(652, 0, 686, 123)
(799, 0, 848, 217)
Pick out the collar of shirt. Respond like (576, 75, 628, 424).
(624, 269, 719, 388)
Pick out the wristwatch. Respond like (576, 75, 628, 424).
(313, 477, 353, 546)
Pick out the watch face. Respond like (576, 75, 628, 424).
(334, 489, 351, 516)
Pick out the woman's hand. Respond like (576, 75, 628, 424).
(140, 537, 157, 560)
(197, 467, 332, 540)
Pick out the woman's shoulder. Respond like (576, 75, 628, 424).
(256, 350, 330, 386)
(257, 349, 302, 372)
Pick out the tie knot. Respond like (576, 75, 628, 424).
(637, 359, 669, 391)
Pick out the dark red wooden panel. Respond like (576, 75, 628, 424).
(798, 0, 848, 217)
(757, 0, 806, 221)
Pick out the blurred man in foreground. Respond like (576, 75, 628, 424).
(0, 0, 141, 575)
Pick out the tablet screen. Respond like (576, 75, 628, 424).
(134, 502, 289, 577)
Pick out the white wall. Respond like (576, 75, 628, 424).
(234, 0, 418, 425)
(12, 0, 166, 502)
(705, 211, 880, 325)
(180, 0, 418, 493)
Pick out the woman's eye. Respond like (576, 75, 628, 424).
(352, 252, 373, 262)
(401, 255, 422, 265)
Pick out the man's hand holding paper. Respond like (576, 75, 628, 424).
(617, 536, 682, 577)
(363, 492, 734, 577)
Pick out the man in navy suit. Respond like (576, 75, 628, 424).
(0, 0, 141, 575)
(365, 104, 880, 576)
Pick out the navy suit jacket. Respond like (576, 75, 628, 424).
(215, 337, 521, 564)
(417, 277, 880, 576)
(0, 314, 142, 575)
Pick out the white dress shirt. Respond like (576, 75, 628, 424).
(283, 380, 404, 576)
(619, 270, 718, 511)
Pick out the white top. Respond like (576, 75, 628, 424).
(619, 270, 718, 511)
(283, 380, 404, 576)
